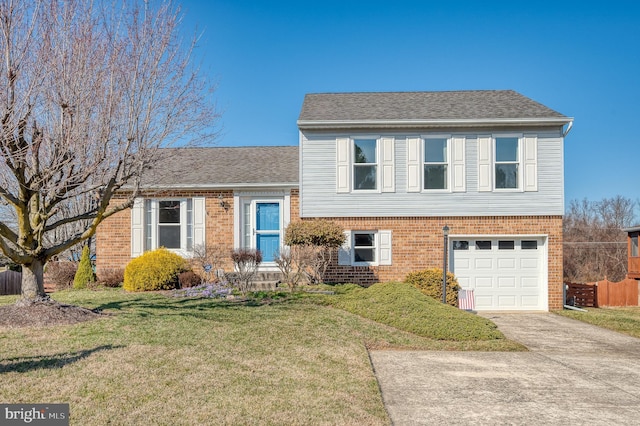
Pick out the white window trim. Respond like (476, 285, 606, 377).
(351, 136, 381, 193)
(151, 198, 189, 255)
(493, 133, 523, 192)
(352, 231, 378, 266)
(421, 134, 451, 193)
(132, 197, 205, 258)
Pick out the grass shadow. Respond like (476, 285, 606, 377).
(0, 344, 124, 374)
(93, 292, 296, 316)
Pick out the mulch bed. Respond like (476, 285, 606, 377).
(0, 301, 103, 329)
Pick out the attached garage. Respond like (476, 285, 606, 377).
(450, 236, 548, 311)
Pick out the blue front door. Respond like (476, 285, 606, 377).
(255, 202, 280, 262)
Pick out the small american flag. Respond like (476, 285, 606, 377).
(458, 289, 475, 311)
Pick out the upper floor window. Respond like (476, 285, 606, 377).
(424, 138, 448, 190)
(495, 137, 519, 189)
(353, 139, 377, 190)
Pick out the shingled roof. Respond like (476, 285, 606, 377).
(298, 90, 571, 128)
(140, 146, 298, 188)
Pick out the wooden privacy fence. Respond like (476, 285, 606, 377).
(592, 278, 639, 307)
(565, 279, 640, 308)
(0, 270, 22, 295)
(565, 282, 598, 307)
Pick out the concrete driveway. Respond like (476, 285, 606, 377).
(369, 313, 640, 425)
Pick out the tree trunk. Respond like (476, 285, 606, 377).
(18, 259, 49, 305)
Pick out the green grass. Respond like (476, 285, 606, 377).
(317, 282, 511, 342)
(557, 306, 640, 338)
(0, 285, 521, 425)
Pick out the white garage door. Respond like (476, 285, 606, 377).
(451, 237, 547, 311)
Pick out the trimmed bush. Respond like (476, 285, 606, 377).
(405, 268, 460, 306)
(284, 219, 345, 247)
(73, 245, 95, 289)
(97, 268, 125, 288)
(123, 248, 188, 292)
(179, 270, 202, 288)
(45, 261, 77, 290)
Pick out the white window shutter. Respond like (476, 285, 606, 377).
(523, 135, 538, 192)
(338, 231, 352, 265)
(131, 197, 144, 257)
(336, 137, 351, 193)
(406, 137, 421, 192)
(193, 197, 206, 248)
(378, 230, 392, 265)
(380, 137, 395, 192)
(477, 136, 492, 192)
(451, 137, 466, 192)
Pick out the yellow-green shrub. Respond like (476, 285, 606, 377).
(405, 268, 460, 306)
(73, 245, 95, 289)
(123, 248, 188, 292)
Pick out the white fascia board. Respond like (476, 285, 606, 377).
(297, 117, 574, 130)
(139, 183, 299, 190)
(622, 226, 640, 233)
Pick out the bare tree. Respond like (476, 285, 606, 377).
(564, 196, 638, 282)
(0, 0, 218, 305)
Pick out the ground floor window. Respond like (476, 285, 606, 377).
(135, 197, 204, 255)
(339, 230, 392, 266)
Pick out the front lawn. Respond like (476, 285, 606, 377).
(1, 284, 521, 425)
(557, 306, 640, 338)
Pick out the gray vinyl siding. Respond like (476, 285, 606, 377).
(299, 130, 564, 218)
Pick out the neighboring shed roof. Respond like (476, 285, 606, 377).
(298, 90, 572, 129)
(140, 146, 299, 188)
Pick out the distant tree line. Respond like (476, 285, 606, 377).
(564, 195, 638, 282)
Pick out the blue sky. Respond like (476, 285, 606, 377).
(179, 0, 639, 205)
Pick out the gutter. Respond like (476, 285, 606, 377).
(129, 182, 299, 191)
(297, 117, 574, 130)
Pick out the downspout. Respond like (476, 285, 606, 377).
(562, 121, 574, 137)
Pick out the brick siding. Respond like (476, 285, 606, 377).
(319, 216, 563, 310)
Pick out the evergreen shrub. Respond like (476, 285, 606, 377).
(405, 268, 460, 306)
(73, 245, 96, 289)
(123, 248, 188, 292)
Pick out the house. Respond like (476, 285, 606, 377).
(623, 226, 640, 280)
(95, 90, 573, 311)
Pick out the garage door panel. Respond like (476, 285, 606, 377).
(456, 258, 471, 269)
(521, 277, 539, 288)
(520, 258, 539, 269)
(521, 295, 540, 308)
(498, 276, 516, 288)
(457, 276, 471, 287)
(497, 295, 517, 308)
(497, 258, 516, 269)
(474, 258, 493, 269)
(475, 295, 494, 309)
(475, 277, 494, 288)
